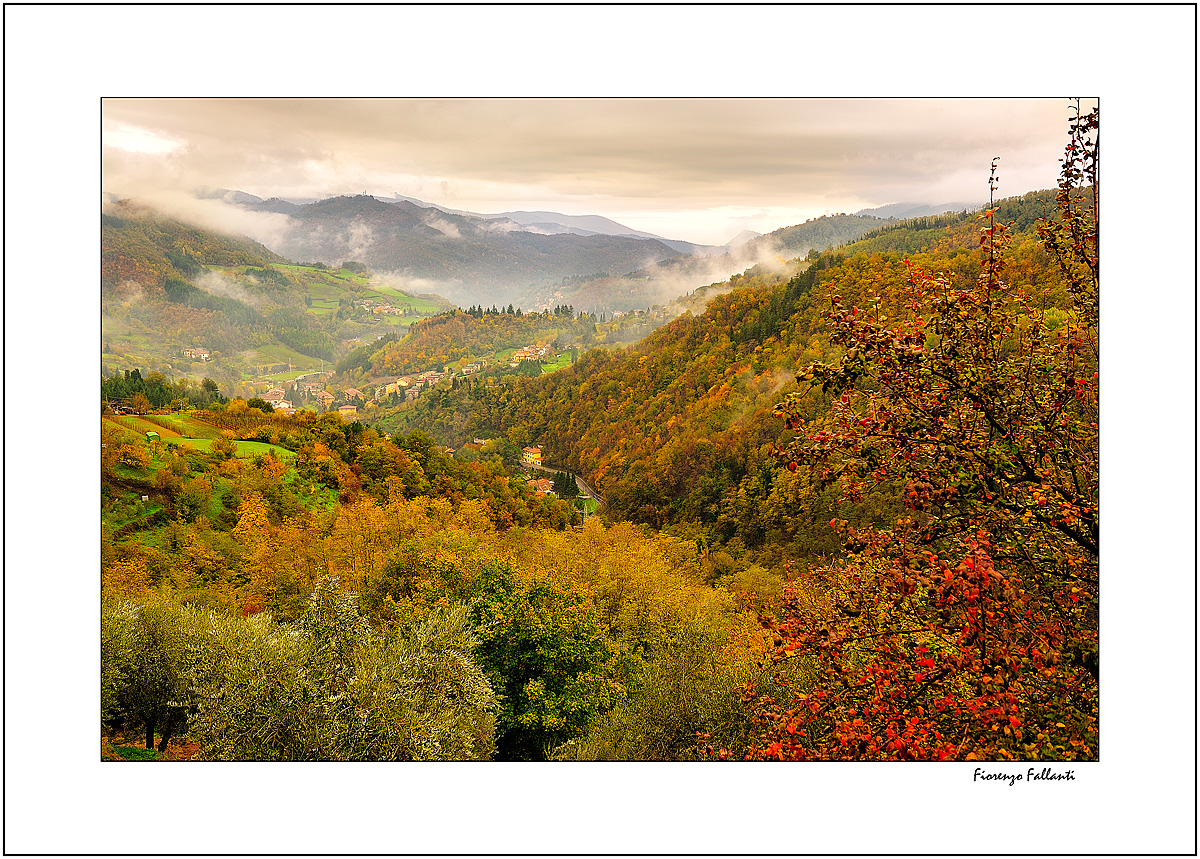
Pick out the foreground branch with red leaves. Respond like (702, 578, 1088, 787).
(737, 103, 1099, 762)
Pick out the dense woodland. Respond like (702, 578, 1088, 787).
(102, 107, 1099, 762)
(346, 304, 587, 381)
(527, 212, 883, 315)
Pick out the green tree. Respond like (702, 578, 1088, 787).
(188, 577, 499, 760)
(551, 470, 579, 498)
(101, 596, 195, 750)
(471, 564, 624, 760)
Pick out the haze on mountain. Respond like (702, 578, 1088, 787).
(104, 98, 1074, 244)
(183, 186, 796, 310)
(856, 201, 978, 219)
(216, 192, 693, 307)
(104, 98, 1081, 310)
(386, 193, 717, 250)
(169, 184, 896, 312)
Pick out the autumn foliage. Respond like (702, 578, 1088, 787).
(743, 103, 1100, 761)
(101, 103, 1101, 764)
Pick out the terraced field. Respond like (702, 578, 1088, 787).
(104, 413, 295, 460)
(163, 437, 296, 459)
(108, 415, 184, 438)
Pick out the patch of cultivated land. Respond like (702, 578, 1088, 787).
(107, 413, 295, 461)
(163, 438, 296, 459)
(143, 414, 224, 439)
(241, 342, 327, 372)
(540, 354, 573, 374)
(110, 415, 184, 437)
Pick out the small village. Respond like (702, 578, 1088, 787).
(244, 342, 559, 417)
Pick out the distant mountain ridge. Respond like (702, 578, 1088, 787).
(226, 193, 689, 307)
(724, 229, 762, 249)
(855, 201, 979, 219)
(179, 188, 979, 313)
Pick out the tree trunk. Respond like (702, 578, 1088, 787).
(157, 707, 182, 752)
(145, 711, 157, 750)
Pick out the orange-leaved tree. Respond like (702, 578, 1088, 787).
(742, 102, 1099, 761)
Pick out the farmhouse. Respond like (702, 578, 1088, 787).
(527, 477, 554, 495)
(522, 445, 543, 466)
(183, 347, 210, 361)
(509, 345, 551, 367)
(338, 404, 357, 418)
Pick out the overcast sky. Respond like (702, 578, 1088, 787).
(103, 97, 1079, 245)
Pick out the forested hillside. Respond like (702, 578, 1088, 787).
(521, 213, 883, 316)
(101, 201, 450, 395)
(344, 304, 587, 382)
(102, 406, 759, 760)
(382, 188, 1079, 568)
(242, 194, 688, 307)
(102, 107, 1099, 764)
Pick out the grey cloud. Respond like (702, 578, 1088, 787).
(196, 270, 260, 307)
(103, 98, 1082, 243)
(424, 216, 462, 239)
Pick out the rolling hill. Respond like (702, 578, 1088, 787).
(233, 193, 691, 307)
(101, 200, 453, 395)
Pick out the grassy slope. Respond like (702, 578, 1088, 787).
(105, 413, 296, 460)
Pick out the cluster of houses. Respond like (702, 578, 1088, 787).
(352, 298, 409, 316)
(374, 368, 448, 403)
(257, 372, 353, 415)
(182, 347, 210, 361)
(249, 342, 554, 418)
(519, 448, 562, 498)
(509, 345, 551, 367)
(371, 357, 493, 404)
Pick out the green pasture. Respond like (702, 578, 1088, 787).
(540, 354, 572, 374)
(307, 299, 340, 315)
(164, 437, 296, 460)
(240, 342, 326, 374)
(102, 491, 166, 533)
(108, 412, 295, 461)
(256, 366, 316, 382)
(365, 286, 445, 312)
(272, 263, 368, 285)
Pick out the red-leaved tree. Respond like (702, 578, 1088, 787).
(738, 102, 1099, 761)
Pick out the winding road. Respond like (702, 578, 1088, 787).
(526, 462, 607, 512)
